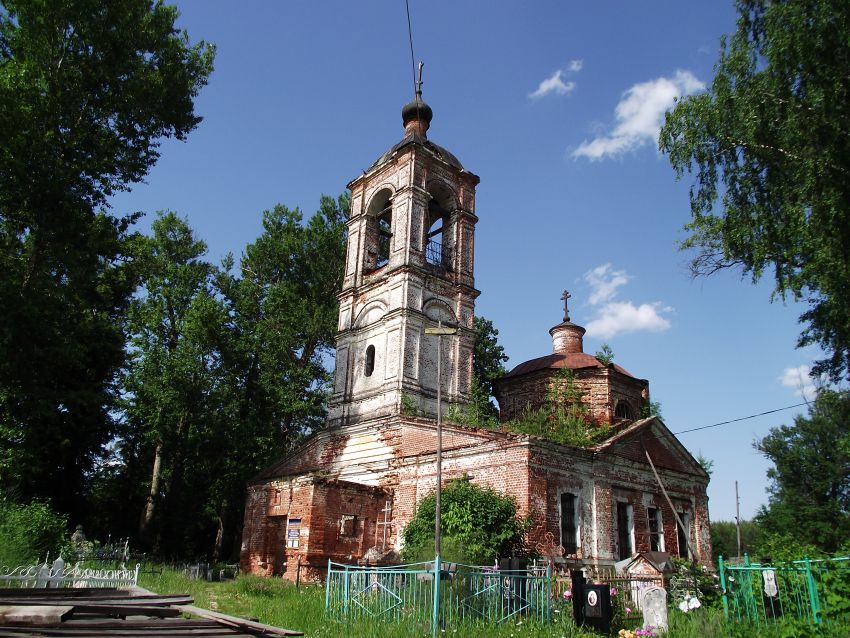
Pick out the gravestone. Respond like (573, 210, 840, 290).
(641, 586, 668, 632)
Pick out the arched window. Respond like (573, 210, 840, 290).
(425, 194, 451, 269)
(615, 400, 635, 420)
(364, 189, 392, 272)
(364, 345, 375, 377)
(377, 210, 391, 268)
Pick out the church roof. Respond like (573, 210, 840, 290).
(369, 131, 464, 171)
(503, 351, 636, 379)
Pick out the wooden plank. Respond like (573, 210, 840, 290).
(0, 605, 72, 624)
(0, 588, 130, 598)
(0, 595, 193, 607)
(66, 603, 181, 617)
(176, 605, 304, 636)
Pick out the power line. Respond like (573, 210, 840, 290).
(405, 0, 416, 97)
(670, 401, 809, 437)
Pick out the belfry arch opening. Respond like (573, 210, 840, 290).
(425, 184, 454, 269)
(365, 189, 393, 272)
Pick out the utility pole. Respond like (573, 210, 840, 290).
(424, 320, 457, 636)
(735, 480, 742, 559)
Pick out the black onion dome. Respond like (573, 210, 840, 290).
(401, 97, 433, 127)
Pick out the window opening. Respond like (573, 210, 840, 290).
(339, 514, 357, 537)
(377, 208, 391, 268)
(615, 400, 635, 420)
(286, 518, 301, 549)
(616, 502, 634, 560)
(648, 506, 664, 552)
(676, 512, 691, 558)
(365, 345, 375, 377)
(425, 199, 450, 268)
(560, 492, 578, 554)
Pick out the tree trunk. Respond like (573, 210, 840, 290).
(212, 499, 228, 562)
(139, 438, 164, 547)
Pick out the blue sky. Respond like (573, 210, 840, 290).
(110, 1, 824, 524)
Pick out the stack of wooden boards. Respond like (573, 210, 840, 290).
(0, 587, 303, 636)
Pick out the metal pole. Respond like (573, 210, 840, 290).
(435, 321, 442, 560)
(735, 480, 742, 559)
(423, 320, 456, 638)
(433, 324, 442, 638)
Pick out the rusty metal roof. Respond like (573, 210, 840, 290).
(370, 132, 464, 171)
(502, 352, 635, 379)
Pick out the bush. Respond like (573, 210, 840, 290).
(401, 475, 530, 565)
(0, 497, 68, 565)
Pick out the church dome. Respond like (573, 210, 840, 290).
(402, 97, 433, 129)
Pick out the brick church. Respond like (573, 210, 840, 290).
(239, 86, 712, 581)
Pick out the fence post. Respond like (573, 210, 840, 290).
(431, 555, 441, 638)
(325, 560, 332, 614)
(804, 557, 821, 625)
(343, 564, 350, 617)
(546, 563, 552, 623)
(718, 555, 729, 621)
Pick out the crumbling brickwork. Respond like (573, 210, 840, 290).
(241, 92, 713, 582)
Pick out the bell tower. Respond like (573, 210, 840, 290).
(328, 79, 480, 426)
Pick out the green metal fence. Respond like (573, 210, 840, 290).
(325, 558, 551, 632)
(719, 554, 850, 628)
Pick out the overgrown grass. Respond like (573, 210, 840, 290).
(139, 567, 849, 637)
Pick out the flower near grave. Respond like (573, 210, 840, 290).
(563, 589, 572, 600)
(625, 607, 632, 614)
(678, 593, 701, 613)
(610, 587, 618, 596)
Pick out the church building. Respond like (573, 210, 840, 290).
(239, 86, 712, 581)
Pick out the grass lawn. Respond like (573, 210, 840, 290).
(138, 567, 847, 638)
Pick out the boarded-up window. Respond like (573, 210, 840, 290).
(560, 493, 578, 554)
(617, 502, 634, 560)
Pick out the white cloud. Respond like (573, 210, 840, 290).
(529, 70, 575, 99)
(582, 263, 672, 339)
(585, 301, 673, 340)
(569, 59, 583, 72)
(572, 70, 704, 160)
(779, 365, 821, 401)
(584, 263, 630, 305)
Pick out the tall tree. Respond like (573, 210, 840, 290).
(205, 194, 348, 559)
(755, 390, 850, 553)
(120, 212, 219, 549)
(659, 0, 850, 382)
(0, 0, 214, 520)
(471, 316, 509, 420)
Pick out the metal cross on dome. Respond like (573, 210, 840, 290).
(561, 290, 571, 322)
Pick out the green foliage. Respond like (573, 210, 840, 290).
(669, 557, 722, 611)
(754, 390, 850, 553)
(659, 0, 850, 383)
(0, 497, 68, 565)
(401, 475, 530, 565)
(96, 195, 348, 559)
(0, 0, 214, 521)
(471, 316, 509, 420)
(710, 519, 764, 560)
(505, 369, 610, 447)
(641, 399, 662, 419)
(137, 566, 850, 638)
(595, 343, 615, 366)
(400, 392, 418, 417)
(696, 452, 714, 477)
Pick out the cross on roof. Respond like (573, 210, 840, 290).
(561, 290, 571, 322)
